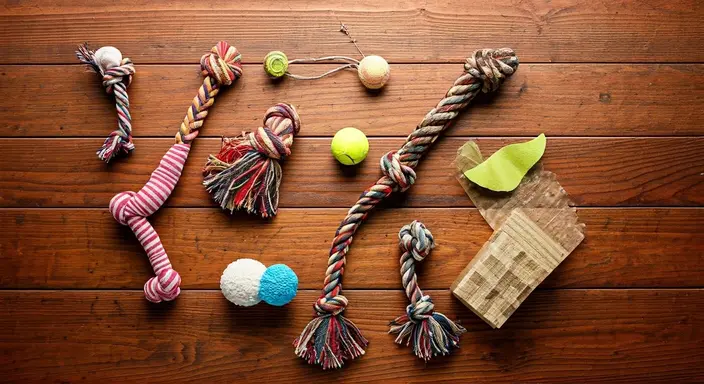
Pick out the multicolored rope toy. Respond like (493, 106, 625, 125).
(76, 44, 136, 162)
(390, 221, 466, 360)
(294, 48, 518, 369)
(202, 103, 301, 218)
(109, 41, 242, 303)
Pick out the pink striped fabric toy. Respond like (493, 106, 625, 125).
(109, 41, 242, 303)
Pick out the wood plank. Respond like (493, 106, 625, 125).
(1, 0, 703, 64)
(1, 208, 701, 289)
(0, 290, 701, 383)
(0, 137, 701, 208)
(2, 64, 702, 138)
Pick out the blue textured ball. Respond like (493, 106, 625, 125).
(258, 264, 298, 306)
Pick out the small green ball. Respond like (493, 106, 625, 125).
(264, 51, 288, 78)
(331, 127, 369, 166)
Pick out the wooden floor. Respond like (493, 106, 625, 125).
(1, 1, 703, 382)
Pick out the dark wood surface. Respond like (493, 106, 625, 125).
(0, 0, 702, 382)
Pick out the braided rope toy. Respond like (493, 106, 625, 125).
(109, 41, 242, 303)
(202, 103, 301, 218)
(294, 48, 518, 369)
(390, 221, 466, 360)
(76, 44, 136, 162)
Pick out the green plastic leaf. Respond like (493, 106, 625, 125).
(463, 134, 546, 192)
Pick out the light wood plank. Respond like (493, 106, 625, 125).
(2, 64, 701, 137)
(0, 137, 701, 208)
(1, 0, 702, 63)
(1, 208, 701, 289)
(0, 290, 701, 383)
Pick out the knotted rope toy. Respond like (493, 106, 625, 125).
(390, 221, 466, 360)
(109, 41, 242, 303)
(76, 44, 136, 162)
(294, 48, 518, 369)
(202, 103, 300, 218)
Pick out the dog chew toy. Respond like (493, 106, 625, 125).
(264, 52, 390, 90)
(294, 48, 518, 369)
(331, 127, 369, 165)
(390, 221, 466, 361)
(220, 259, 298, 307)
(451, 139, 585, 329)
(202, 103, 301, 218)
(109, 41, 242, 303)
(76, 44, 136, 162)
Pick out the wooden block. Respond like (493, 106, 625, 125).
(451, 209, 573, 328)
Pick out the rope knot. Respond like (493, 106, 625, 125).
(109, 191, 137, 226)
(315, 295, 348, 316)
(247, 103, 301, 160)
(102, 60, 135, 93)
(406, 295, 435, 323)
(145, 268, 182, 303)
(380, 151, 416, 192)
(201, 41, 243, 86)
(399, 220, 435, 262)
(465, 48, 519, 93)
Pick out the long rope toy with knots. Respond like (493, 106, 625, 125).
(76, 44, 136, 162)
(390, 221, 466, 360)
(294, 48, 518, 369)
(109, 41, 242, 303)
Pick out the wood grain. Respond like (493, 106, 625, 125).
(2, 64, 702, 138)
(1, 208, 701, 289)
(0, 290, 701, 383)
(1, 0, 703, 64)
(1, 137, 701, 208)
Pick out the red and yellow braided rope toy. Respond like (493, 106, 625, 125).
(109, 42, 242, 303)
(294, 48, 519, 369)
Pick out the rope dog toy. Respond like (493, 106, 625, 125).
(294, 48, 518, 369)
(202, 103, 301, 218)
(390, 221, 466, 360)
(109, 41, 242, 303)
(76, 44, 136, 162)
(263, 23, 390, 90)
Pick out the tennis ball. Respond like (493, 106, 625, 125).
(331, 127, 369, 165)
(357, 55, 390, 90)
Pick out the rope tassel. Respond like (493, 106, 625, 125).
(293, 296, 368, 369)
(296, 48, 518, 368)
(76, 43, 136, 162)
(389, 221, 466, 361)
(203, 103, 300, 218)
(108, 41, 242, 302)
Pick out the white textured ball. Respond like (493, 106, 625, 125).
(220, 258, 267, 306)
(94, 46, 123, 70)
(357, 55, 390, 90)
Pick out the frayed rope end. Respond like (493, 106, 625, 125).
(202, 138, 281, 218)
(202, 103, 299, 219)
(97, 134, 135, 162)
(389, 307, 466, 361)
(294, 313, 368, 369)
